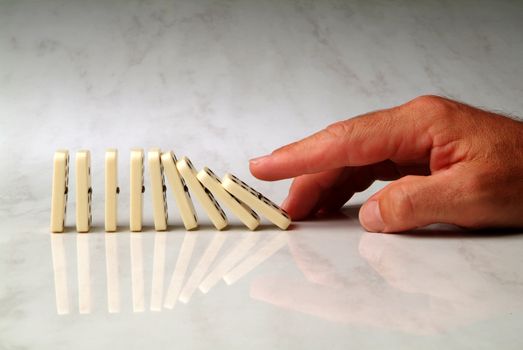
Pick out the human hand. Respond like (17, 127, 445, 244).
(249, 96, 523, 232)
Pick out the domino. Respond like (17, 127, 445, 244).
(50, 150, 69, 233)
(197, 167, 260, 230)
(148, 149, 168, 231)
(161, 151, 198, 230)
(176, 157, 228, 230)
(130, 149, 144, 232)
(105, 149, 119, 232)
(75, 150, 92, 233)
(222, 173, 291, 230)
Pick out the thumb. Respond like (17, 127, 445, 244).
(359, 173, 459, 232)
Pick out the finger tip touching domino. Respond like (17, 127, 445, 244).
(50, 149, 291, 233)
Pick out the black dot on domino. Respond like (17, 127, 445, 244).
(142, 186, 145, 193)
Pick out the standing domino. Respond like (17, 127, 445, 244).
(176, 157, 228, 230)
(105, 149, 119, 232)
(161, 151, 198, 230)
(222, 173, 291, 230)
(197, 167, 260, 231)
(51, 150, 70, 233)
(130, 149, 144, 232)
(76, 150, 92, 233)
(148, 148, 168, 231)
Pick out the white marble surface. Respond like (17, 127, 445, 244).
(1, 0, 523, 349)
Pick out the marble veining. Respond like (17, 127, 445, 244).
(1, 0, 523, 349)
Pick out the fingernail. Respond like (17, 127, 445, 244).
(360, 200, 385, 232)
(249, 154, 270, 165)
(281, 197, 289, 210)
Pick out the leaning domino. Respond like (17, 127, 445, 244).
(176, 157, 228, 230)
(148, 148, 168, 231)
(50, 150, 69, 233)
(76, 150, 92, 233)
(197, 167, 260, 231)
(105, 149, 119, 232)
(222, 173, 291, 230)
(130, 149, 144, 232)
(161, 151, 198, 230)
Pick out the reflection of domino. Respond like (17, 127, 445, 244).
(76, 150, 92, 233)
(223, 234, 288, 285)
(105, 149, 119, 232)
(222, 173, 291, 230)
(197, 167, 260, 230)
(161, 151, 198, 230)
(148, 149, 168, 231)
(176, 157, 228, 230)
(51, 150, 69, 233)
(130, 149, 144, 232)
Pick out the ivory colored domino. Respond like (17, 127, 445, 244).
(148, 148, 168, 231)
(176, 157, 228, 230)
(130, 149, 144, 232)
(222, 173, 291, 230)
(161, 151, 198, 230)
(105, 149, 119, 232)
(197, 167, 260, 230)
(50, 150, 69, 233)
(76, 150, 92, 233)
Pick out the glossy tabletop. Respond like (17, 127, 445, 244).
(3, 212, 523, 349)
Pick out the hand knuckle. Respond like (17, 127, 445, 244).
(407, 95, 454, 116)
(325, 120, 352, 138)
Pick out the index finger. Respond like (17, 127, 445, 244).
(250, 97, 439, 181)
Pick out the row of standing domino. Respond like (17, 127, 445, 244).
(50, 149, 291, 233)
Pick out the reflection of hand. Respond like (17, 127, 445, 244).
(250, 96, 523, 232)
(250, 232, 434, 333)
(250, 230, 523, 334)
(358, 231, 523, 305)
